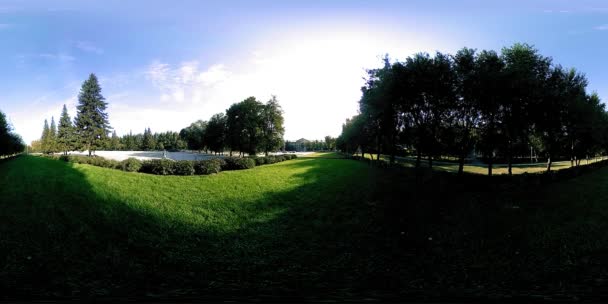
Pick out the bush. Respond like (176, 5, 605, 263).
(275, 155, 286, 162)
(222, 157, 256, 170)
(140, 159, 175, 175)
(58, 155, 119, 169)
(194, 158, 225, 175)
(173, 160, 195, 175)
(251, 156, 266, 166)
(121, 158, 142, 172)
(265, 156, 277, 164)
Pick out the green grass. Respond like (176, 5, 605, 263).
(3, 155, 608, 300)
(301, 151, 343, 158)
(360, 153, 606, 175)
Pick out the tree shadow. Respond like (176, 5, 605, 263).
(0, 156, 400, 301)
(1, 156, 602, 301)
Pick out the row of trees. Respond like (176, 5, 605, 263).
(284, 136, 337, 151)
(35, 74, 110, 155)
(0, 110, 24, 157)
(108, 129, 186, 151)
(337, 43, 608, 175)
(34, 73, 286, 156)
(180, 96, 285, 156)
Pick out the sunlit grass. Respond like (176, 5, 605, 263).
(359, 153, 606, 175)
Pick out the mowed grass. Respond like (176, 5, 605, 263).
(3, 155, 608, 300)
(360, 153, 606, 175)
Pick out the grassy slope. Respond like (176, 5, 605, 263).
(2, 155, 608, 300)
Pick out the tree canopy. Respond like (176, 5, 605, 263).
(338, 43, 608, 174)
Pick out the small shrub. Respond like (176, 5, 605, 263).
(121, 158, 142, 172)
(140, 159, 175, 175)
(251, 156, 266, 166)
(265, 156, 277, 164)
(275, 155, 286, 162)
(222, 157, 256, 170)
(173, 160, 195, 175)
(194, 158, 225, 175)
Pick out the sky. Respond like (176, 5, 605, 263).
(2, 0, 608, 144)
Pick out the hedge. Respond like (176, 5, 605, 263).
(140, 159, 175, 175)
(39, 153, 299, 176)
(223, 157, 256, 170)
(194, 159, 225, 175)
(173, 160, 195, 176)
(121, 158, 142, 172)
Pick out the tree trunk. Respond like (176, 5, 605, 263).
(416, 150, 421, 168)
(458, 153, 465, 175)
(546, 155, 552, 172)
(507, 144, 512, 175)
(428, 156, 433, 169)
(488, 154, 493, 176)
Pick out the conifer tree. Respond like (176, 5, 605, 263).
(74, 73, 111, 156)
(57, 104, 75, 155)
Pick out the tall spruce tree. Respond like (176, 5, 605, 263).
(142, 127, 156, 151)
(57, 104, 74, 155)
(49, 116, 57, 153)
(41, 119, 50, 154)
(110, 130, 121, 150)
(74, 74, 111, 156)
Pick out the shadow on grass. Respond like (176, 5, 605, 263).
(3, 156, 608, 301)
(0, 156, 404, 301)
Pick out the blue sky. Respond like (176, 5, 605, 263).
(2, 0, 608, 144)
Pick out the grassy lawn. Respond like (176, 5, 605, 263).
(360, 153, 606, 175)
(2, 155, 608, 300)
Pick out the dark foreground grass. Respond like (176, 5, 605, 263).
(2, 155, 608, 300)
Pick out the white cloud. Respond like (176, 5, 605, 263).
(197, 64, 230, 86)
(13, 27, 457, 144)
(38, 53, 75, 62)
(10, 95, 78, 144)
(138, 31, 433, 140)
(75, 41, 104, 54)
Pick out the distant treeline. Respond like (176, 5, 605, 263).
(179, 96, 285, 156)
(337, 43, 608, 175)
(0, 110, 24, 157)
(31, 73, 287, 156)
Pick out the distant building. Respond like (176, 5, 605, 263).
(285, 138, 310, 152)
(294, 138, 309, 151)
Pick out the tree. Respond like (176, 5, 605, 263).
(41, 119, 51, 154)
(206, 113, 227, 154)
(0, 110, 24, 157)
(474, 50, 506, 176)
(324, 136, 336, 151)
(226, 97, 264, 156)
(451, 48, 482, 174)
(109, 130, 121, 151)
(360, 56, 404, 163)
(142, 128, 156, 151)
(260, 96, 285, 155)
(74, 73, 111, 156)
(57, 104, 75, 155)
(179, 120, 207, 151)
(49, 116, 57, 153)
(501, 43, 551, 175)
